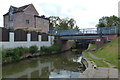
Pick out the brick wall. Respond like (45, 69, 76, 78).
(36, 18, 49, 33)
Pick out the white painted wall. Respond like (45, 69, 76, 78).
(0, 32, 54, 49)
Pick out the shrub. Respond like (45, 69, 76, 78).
(29, 45, 38, 54)
(12, 53, 21, 61)
(2, 47, 30, 63)
(50, 44, 61, 52)
(40, 46, 49, 52)
(40, 44, 61, 53)
(13, 47, 29, 56)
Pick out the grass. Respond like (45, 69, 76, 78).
(88, 44, 96, 50)
(83, 51, 108, 67)
(92, 37, 119, 68)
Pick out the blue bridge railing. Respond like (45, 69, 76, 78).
(49, 26, 119, 36)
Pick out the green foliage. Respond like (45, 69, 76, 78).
(83, 51, 108, 67)
(88, 44, 96, 50)
(29, 45, 38, 54)
(40, 46, 49, 52)
(13, 47, 29, 56)
(96, 15, 120, 27)
(2, 46, 30, 63)
(49, 44, 61, 52)
(2, 48, 21, 63)
(92, 37, 119, 68)
(40, 44, 61, 53)
(49, 16, 78, 30)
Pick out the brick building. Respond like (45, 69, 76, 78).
(3, 4, 49, 33)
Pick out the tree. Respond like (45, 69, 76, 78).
(74, 25, 79, 30)
(49, 16, 77, 30)
(49, 16, 60, 30)
(96, 15, 120, 27)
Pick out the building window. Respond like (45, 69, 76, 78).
(26, 20, 29, 24)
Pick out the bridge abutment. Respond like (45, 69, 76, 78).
(54, 39, 74, 51)
(95, 37, 107, 49)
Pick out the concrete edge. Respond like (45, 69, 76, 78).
(81, 57, 97, 78)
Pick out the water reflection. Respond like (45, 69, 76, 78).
(2, 51, 85, 78)
(49, 70, 81, 78)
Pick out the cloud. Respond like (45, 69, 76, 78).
(0, 0, 119, 28)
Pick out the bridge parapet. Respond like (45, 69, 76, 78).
(97, 26, 118, 34)
(49, 26, 119, 36)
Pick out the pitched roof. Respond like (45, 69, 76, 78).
(34, 15, 50, 20)
(3, 4, 30, 16)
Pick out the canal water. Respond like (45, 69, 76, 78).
(2, 51, 85, 78)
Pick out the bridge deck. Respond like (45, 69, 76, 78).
(59, 36, 107, 40)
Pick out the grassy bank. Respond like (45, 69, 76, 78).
(83, 37, 119, 69)
(83, 51, 108, 67)
(2, 44, 61, 64)
(87, 44, 96, 50)
(92, 37, 119, 68)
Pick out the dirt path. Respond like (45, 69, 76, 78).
(81, 50, 118, 78)
(87, 49, 116, 68)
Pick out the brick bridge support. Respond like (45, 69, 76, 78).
(54, 39, 74, 51)
(95, 37, 107, 49)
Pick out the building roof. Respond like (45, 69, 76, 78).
(34, 15, 50, 20)
(3, 4, 31, 16)
(3, 4, 49, 20)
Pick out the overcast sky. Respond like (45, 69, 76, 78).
(0, 0, 119, 28)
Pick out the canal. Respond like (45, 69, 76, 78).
(2, 51, 85, 78)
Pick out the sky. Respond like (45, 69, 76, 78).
(0, 0, 119, 29)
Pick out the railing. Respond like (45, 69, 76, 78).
(49, 26, 119, 36)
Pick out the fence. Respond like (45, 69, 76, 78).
(0, 28, 54, 49)
(49, 26, 119, 35)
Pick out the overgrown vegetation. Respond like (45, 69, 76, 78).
(2, 46, 39, 64)
(40, 44, 61, 53)
(2, 44, 62, 64)
(29, 46, 38, 54)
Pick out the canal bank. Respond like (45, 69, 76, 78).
(2, 51, 85, 78)
(81, 56, 118, 78)
(80, 38, 119, 78)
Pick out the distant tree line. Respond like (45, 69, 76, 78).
(96, 15, 120, 27)
(49, 16, 79, 30)
(49, 15, 120, 30)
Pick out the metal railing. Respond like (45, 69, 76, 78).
(49, 26, 119, 36)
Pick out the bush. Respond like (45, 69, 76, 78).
(40, 44, 61, 53)
(2, 47, 30, 63)
(40, 46, 49, 52)
(2, 49, 21, 63)
(13, 47, 29, 56)
(12, 53, 21, 61)
(50, 44, 61, 52)
(29, 45, 38, 54)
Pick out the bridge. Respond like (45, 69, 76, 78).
(49, 26, 119, 50)
(49, 26, 119, 40)
(49, 26, 118, 36)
